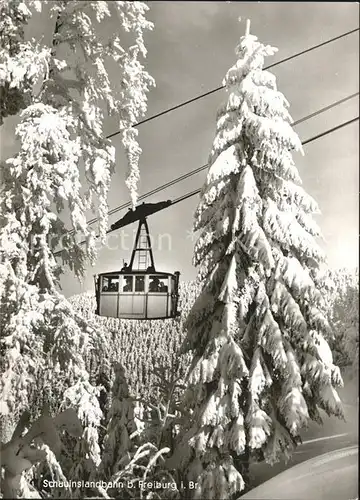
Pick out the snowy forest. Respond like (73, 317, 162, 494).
(0, 1, 358, 500)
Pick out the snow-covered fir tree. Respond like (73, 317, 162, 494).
(1, 406, 83, 499)
(101, 363, 140, 479)
(330, 268, 359, 370)
(101, 365, 179, 500)
(0, 0, 153, 462)
(175, 22, 344, 499)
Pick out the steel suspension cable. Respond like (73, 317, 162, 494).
(106, 28, 359, 139)
(169, 117, 359, 208)
(87, 91, 358, 225)
(54, 114, 359, 255)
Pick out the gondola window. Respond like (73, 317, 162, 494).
(149, 276, 168, 293)
(123, 276, 133, 292)
(135, 276, 145, 292)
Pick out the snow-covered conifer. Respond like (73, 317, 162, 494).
(0, 0, 153, 450)
(100, 363, 140, 479)
(330, 268, 359, 370)
(1, 407, 83, 499)
(100, 363, 173, 500)
(176, 23, 344, 499)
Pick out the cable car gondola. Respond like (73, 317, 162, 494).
(94, 201, 181, 320)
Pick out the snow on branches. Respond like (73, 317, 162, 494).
(0, 0, 154, 481)
(1, 407, 82, 499)
(328, 268, 359, 370)
(1, 0, 154, 263)
(176, 26, 344, 499)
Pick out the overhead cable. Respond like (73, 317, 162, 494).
(88, 91, 358, 224)
(54, 115, 359, 255)
(106, 28, 359, 139)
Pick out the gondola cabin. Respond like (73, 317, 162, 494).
(94, 201, 181, 320)
(95, 270, 180, 319)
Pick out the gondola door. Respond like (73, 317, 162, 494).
(118, 275, 133, 318)
(132, 275, 146, 317)
(118, 274, 146, 319)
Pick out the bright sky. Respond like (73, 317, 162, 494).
(1, 2, 359, 298)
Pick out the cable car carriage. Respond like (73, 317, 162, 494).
(94, 200, 180, 320)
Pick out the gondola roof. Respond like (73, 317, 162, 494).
(110, 200, 172, 232)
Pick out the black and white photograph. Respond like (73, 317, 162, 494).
(0, 1, 358, 499)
